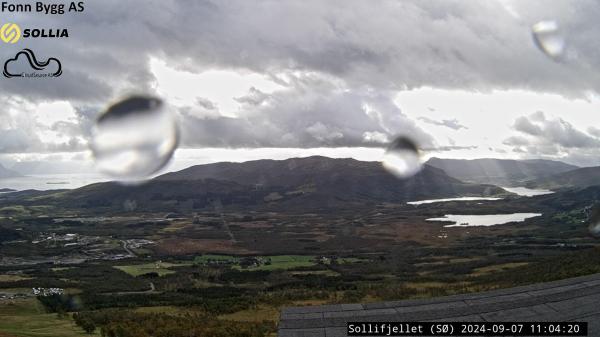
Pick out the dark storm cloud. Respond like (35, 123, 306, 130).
(1, 0, 599, 154)
(2, 0, 599, 103)
(418, 117, 468, 130)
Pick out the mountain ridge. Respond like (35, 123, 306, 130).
(526, 166, 600, 190)
(58, 156, 507, 211)
(426, 157, 578, 186)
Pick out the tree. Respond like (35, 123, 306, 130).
(81, 318, 96, 334)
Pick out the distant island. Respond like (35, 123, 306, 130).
(0, 188, 17, 192)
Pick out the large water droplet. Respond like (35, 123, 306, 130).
(90, 95, 179, 180)
(382, 136, 422, 179)
(588, 205, 600, 238)
(532, 20, 565, 61)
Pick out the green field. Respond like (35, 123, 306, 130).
(194, 254, 365, 271)
(234, 255, 317, 271)
(0, 299, 95, 337)
(193, 254, 239, 264)
(114, 262, 189, 277)
(195, 254, 318, 271)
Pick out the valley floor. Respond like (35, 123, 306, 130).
(1, 192, 599, 337)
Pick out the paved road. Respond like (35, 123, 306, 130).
(121, 240, 136, 257)
(278, 273, 600, 336)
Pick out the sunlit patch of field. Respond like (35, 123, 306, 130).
(0, 299, 96, 337)
(50, 268, 72, 272)
(194, 254, 238, 264)
(233, 255, 316, 271)
(0, 206, 30, 216)
(449, 257, 483, 263)
(159, 221, 190, 233)
(218, 305, 279, 322)
(0, 275, 32, 282)
(471, 262, 530, 276)
(114, 261, 190, 277)
(0, 289, 31, 295)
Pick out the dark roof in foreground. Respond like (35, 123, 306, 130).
(278, 273, 600, 337)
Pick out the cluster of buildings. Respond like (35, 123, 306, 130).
(239, 256, 270, 268)
(32, 287, 64, 297)
(0, 292, 28, 301)
(125, 239, 155, 249)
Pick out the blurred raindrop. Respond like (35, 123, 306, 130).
(90, 95, 179, 180)
(69, 295, 83, 311)
(382, 136, 422, 179)
(123, 199, 137, 211)
(588, 204, 600, 238)
(532, 20, 565, 61)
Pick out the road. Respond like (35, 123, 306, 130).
(121, 240, 136, 257)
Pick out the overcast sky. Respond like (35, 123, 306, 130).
(0, 0, 599, 176)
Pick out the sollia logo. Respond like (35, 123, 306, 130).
(0, 23, 21, 44)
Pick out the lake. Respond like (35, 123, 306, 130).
(407, 197, 502, 205)
(426, 213, 542, 227)
(407, 186, 554, 205)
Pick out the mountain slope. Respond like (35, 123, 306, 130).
(0, 226, 23, 244)
(526, 166, 600, 190)
(426, 158, 577, 186)
(60, 156, 506, 211)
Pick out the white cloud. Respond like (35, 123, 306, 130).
(1, 0, 600, 169)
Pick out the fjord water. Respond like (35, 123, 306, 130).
(0, 174, 107, 191)
(407, 186, 554, 205)
(427, 213, 542, 227)
(407, 197, 502, 205)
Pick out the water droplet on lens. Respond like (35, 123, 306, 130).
(532, 20, 565, 61)
(588, 205, 600, 238)
(90, 95, 179, 180)
(123, 199, 137, 211)
(382, 136, 422, 179)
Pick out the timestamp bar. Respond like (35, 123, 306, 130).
(347, 322, 588, 336)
